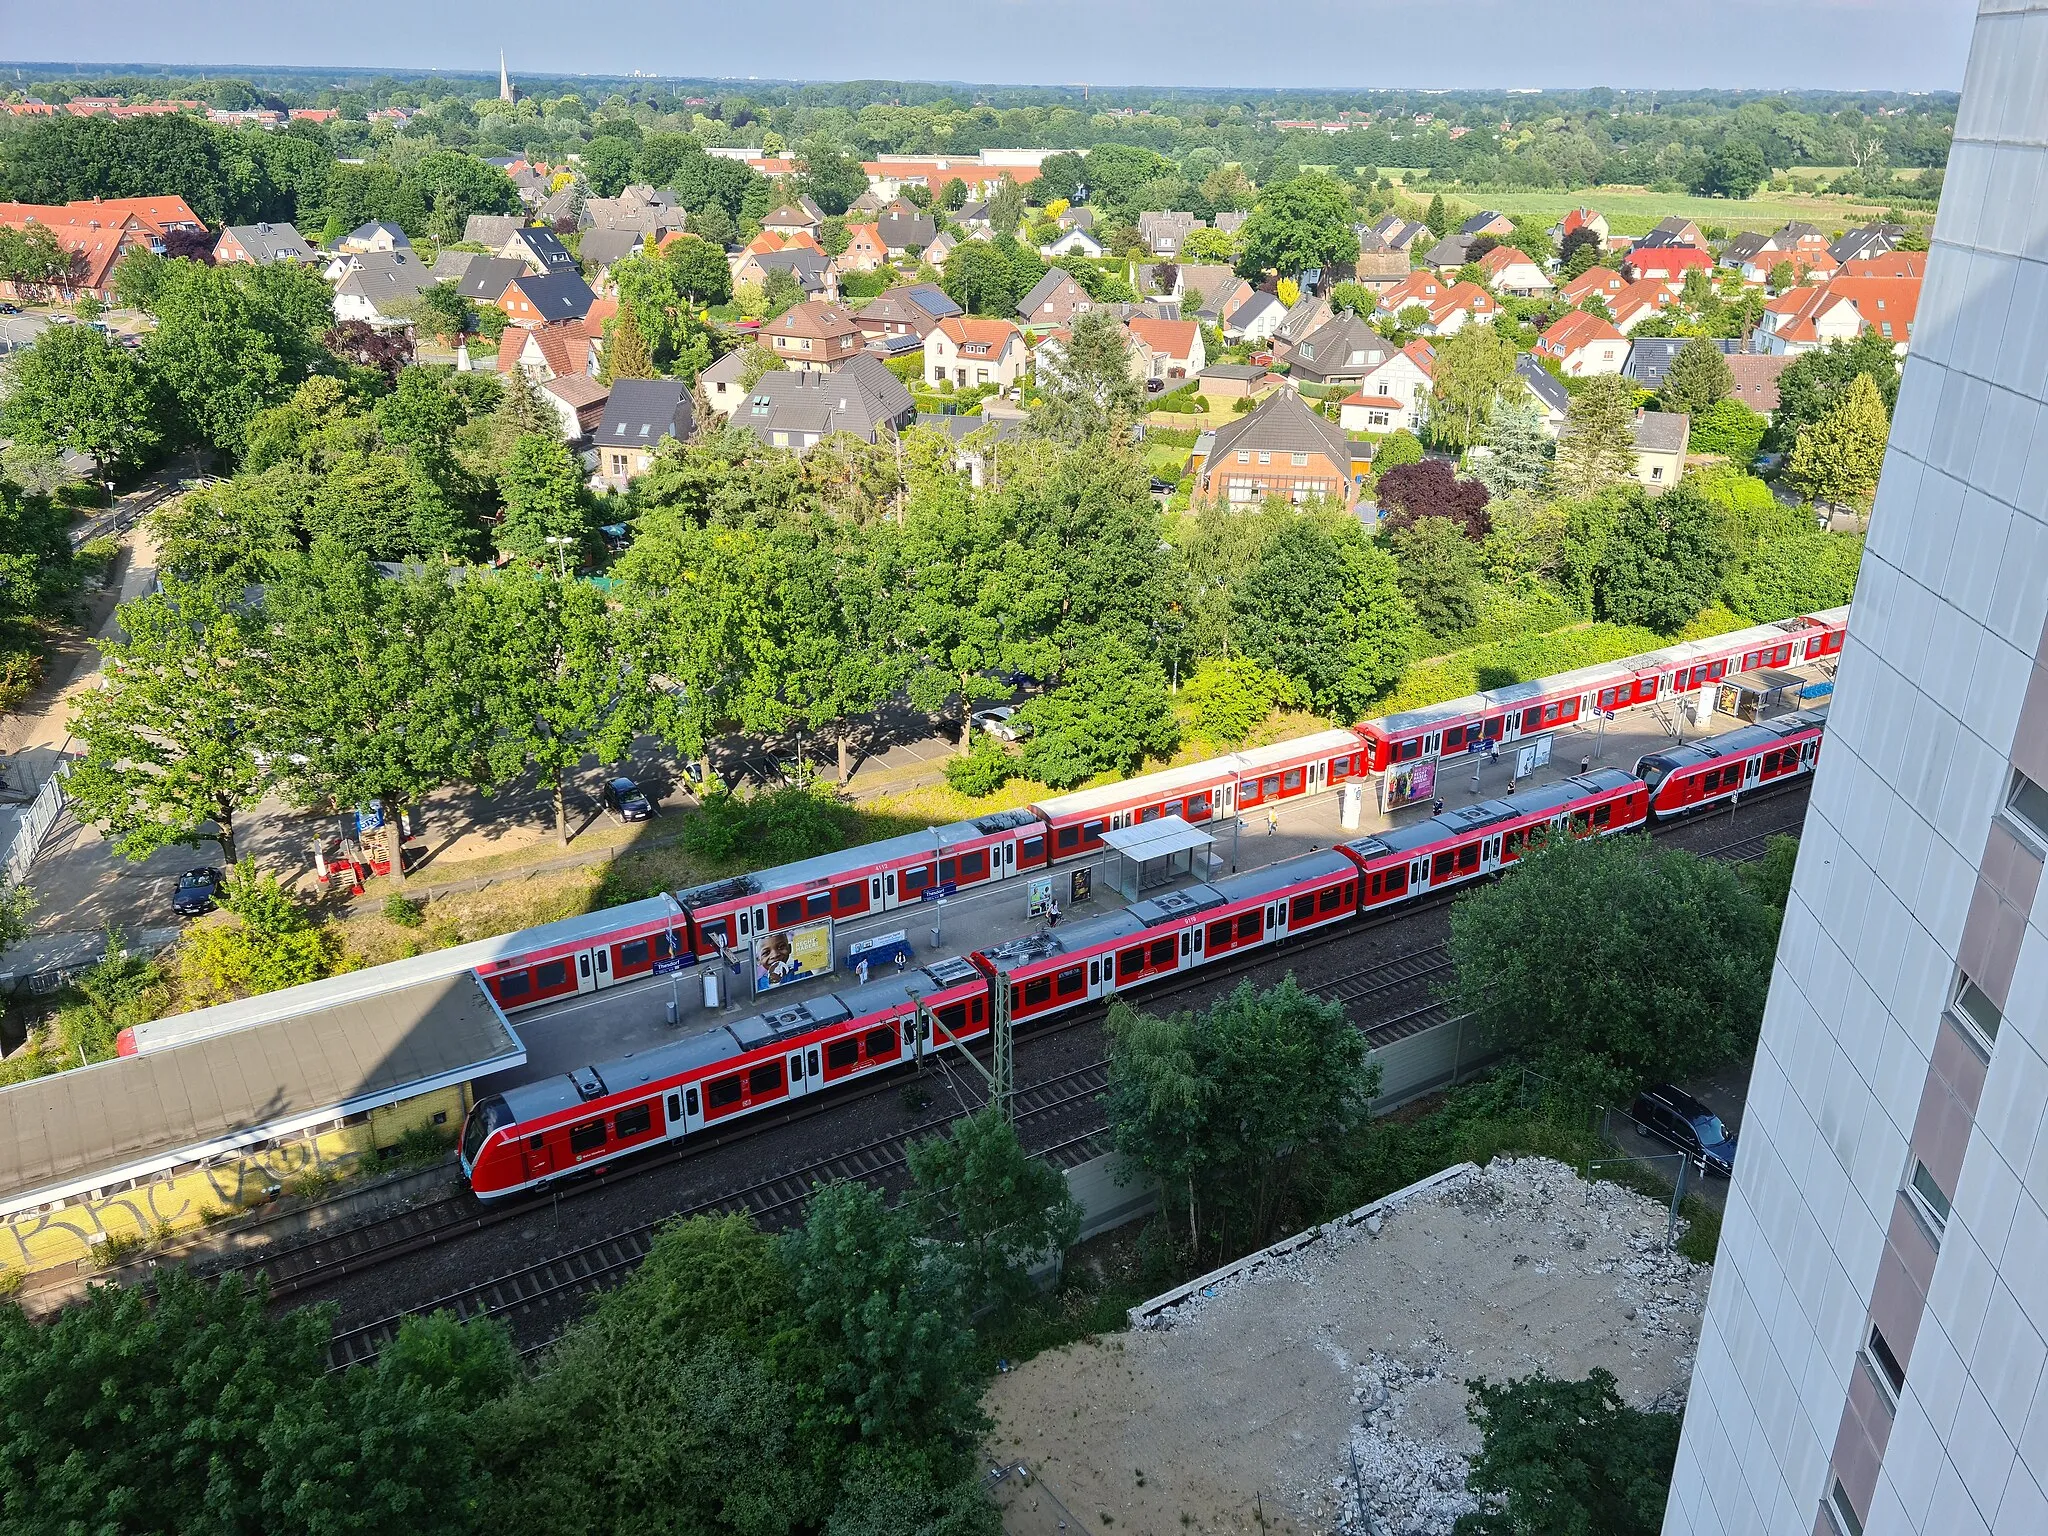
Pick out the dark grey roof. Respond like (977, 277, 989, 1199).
(875, 212, 938, 250)
(1515, 354, 1569, 414)
(220, 221, 313, 263)
(753, 247, 832, 292)
(334, 250, 434, 309)
(1830, 224, 1905, 263)
(1630, 410, 1690, 455)
(1060, 207, 1096, 231)
(1459, 210, 1506, 235)
(347, 220, 409, 244)
(1288, 313, 1393, 382)
(1274, 294, 1331, 344)
(1623, 336, 1739, 389)
(455, 255, 527, 302)
(735, 355, 914, 447)
(508, 269, 597, 322)
(579, 228, 645, 268)
(1199, 363, 1267, 381)
(1424, 234, 1475, 267)
(597, 378, 693, 449)
(506, 226, 576, 273)
(464, 214, 524, 247)
(899, 283, 962, 319)
(1203, 388, 1349, 466)
(913, 411, 1025, 445)
(1720, 232, 1772, 265)
(1370, 214, 1429, 250)
(1017, 267, 1082, 319)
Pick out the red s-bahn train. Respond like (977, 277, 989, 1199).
(461, 710, 1824, 1199)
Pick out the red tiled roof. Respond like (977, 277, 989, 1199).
(1561, 267, 1628, 304)
(1127, 317, 1198, 359)
(583, 297, 618, 340)
(1622, 247, 1714, 280)
(1340, 393, 1406, 409)
(1538, 310, 1626, 355)
(934, 315, 1021, 351)
(863, 159, 1040, 190)
(1844, 251, 1925, 279)
(498, 321, 592, 378)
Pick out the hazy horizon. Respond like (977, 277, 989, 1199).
(1, 0, 1980, 94)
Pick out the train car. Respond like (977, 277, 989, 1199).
(1635, 710, 1827, 818)
(1185, 849, 1362, 962)
(1031, 757, 1239, 862)
(973, 912, 1156, 1027)
(1339, 769, 1648, 903)
(462, 955, 987, 1198)
(1230, 730, 1372, 814)
(119, 894, 688, 1056)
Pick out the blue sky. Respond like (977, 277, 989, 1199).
(5, 0, 1979, 91)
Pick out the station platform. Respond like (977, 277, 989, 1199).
(481, 680, 1828, 1097)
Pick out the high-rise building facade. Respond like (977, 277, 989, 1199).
(1663, 6, 2048, 1533)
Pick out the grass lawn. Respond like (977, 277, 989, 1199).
(1386, 181, 1917, 237)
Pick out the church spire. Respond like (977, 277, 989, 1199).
(499, 51, 514, 103)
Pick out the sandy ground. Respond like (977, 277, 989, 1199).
(983, 1158, 1710, 1536)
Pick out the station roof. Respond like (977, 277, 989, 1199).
(0, 974, 522, 1215)
(1100, 815, 1213, 863)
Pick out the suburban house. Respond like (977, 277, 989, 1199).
(496, 319, 599, 381)
(340, 220, 409, 254)
(1191, 389, 1358, 508)
(1831, 223, 1906, 265)
(1338, 340, 1436, 433)
(1726, 354, 1793, 415)
(501, 226, 578, 276)
(698, 348, 751, 418)
(578, 229, 646, 288)
(732, 353, 916, 451)
(1422, 233, 1477, 272)
(1375, 272, 1496, 335)
(332, 249, 435, 324)
(764, 300, 866, 371)
(456, 255, 527, 306)
(1626, 411, 1689, 491)
(1843, 250, 1925, 279)
(745, 228, 824, 258)
(762, 200, 824, 238)
(214, 222, 313, 265)
(1346, 229, 1412, 290)
(1040, 225, 1104, 260)
(499, 269, 598, 327)
(594, 379, 695, 491)
(1756, 275, 1920, 355)
(1212, 211, 1247, 238)
(1723, 222, 1839, 286)
(1534, 311, 1629, 375)
(1477, 244, 1553, 297)
(541, 375, 609, 443)
(924, 315, 1027, 388)
(833, 223, 889, 273)
(1515, 354, 1570, 434)
(1126, 316, 1205, 382)
(1609, 278, 1678, 332)
(1364, 213, 1430, 253)
(1178, 266, 1254, 324)
(851, 283, 962, 350)
(732, 246, 838, 301)
(1622, 336, 1737, 392)
(1223, 289, 1286, 343)
(1460, 210, 1515, 239)
(875, 210, 938, 257)
(1057, 206, 1095, 232)
(1550, 208, 1612, 247)
(1137, 210, 1200, 256)
(924, 230, 959, 266)
(861, 157, 1040, 200)
(1268, 294, 1334, 360)
(1286, 312, 1392, 387)
(1015, 267, 1099, 331)
(1636, 216, 1706, 249)
(463, 214, 525, 247)
(1621, 245, 1715, 289)
(1560, 267, 1630, 309)
(582, 187, 688, 237)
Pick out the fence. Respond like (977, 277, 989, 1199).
(3, 760, 71, 887)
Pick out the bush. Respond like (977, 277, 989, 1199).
(943, 735, 1017, 799)
(1722, 532, 1863, 622)
(383, 894, 424, 928)
(1180, 655, 1299, 744)
(1688, 397, 1767, 462)
(681, 780, 861, 867)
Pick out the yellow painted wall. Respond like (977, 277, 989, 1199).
(0, 1082, 470, 1276)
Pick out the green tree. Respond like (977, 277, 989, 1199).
(1231, 517, 1414, 719)
(1658, 337, 1735, 415)
(907, 1107, 1082, 1314)
(1550, 375, 1640, 500)
(65, 574, 266, 867)
(1694, 138, 1768, 199)
(1767, 330, 1899, 449)
(1784, 371, 1889, 509)
(940, 176, 969, 210)
(582, 134, 637, 198)
(1687, 397, 1767, 462)
(497, 432, 592, 564)
(0, 320, 160, 473)
(179, 857, 341, 1003)
(1390, 515, 1485, 638)
(1470, 398, 1552, 498)
(1425, 193, 1449, 238)
(1106, 978, 1379, 1260)
(985, 175, 1027, 240)
(1031, 308, 1146, 440)
(1372, 429, 1426, 472)
(761, 265, 805, 318)
(1447, 831, 1777, 1095)
(1017, 636, 1180, 788)
(412, 278, 474, 341)
(1233, 172, 1360, 278)
(600, 302, 656, 382)
(1179, 655, 1298, 744)
(1427, 321, 1520, 450)
(797, 135, 871, 215)
(665, 232, 735, 304)
(1454, 1370, 1681, 1536)
(941, 238, 1024, 316)
(144, 259, 327, 459)
(613, 240, 722, 373)
(1722, 533, 1864, 621)
(1592, 483, 1732, 631)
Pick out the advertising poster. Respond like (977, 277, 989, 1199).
(1382, 757, 1438, 811)
(754, 918, 832, 993)
(1027, 876, 1054, 918)
(1069, 866, 1093, 905)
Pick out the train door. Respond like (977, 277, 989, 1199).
(1219, 781, 1237, 817)
(591, 945, 615, 990)
(786, 1045, 822, 1098)
(1422, 729, 1443, 758)
(521, 1131, 559, 1183)
(1480, 834, 1503, 875)
(1800, 738, 1821, 771)
(1742, 754, 1764, 789)
(1088, 956, 1106, 999)
(665, 1085, 703, 1137)
(1308, 760, 1327, 793)
(1410, 856, 1429, 893)
(883, 871, 898, 911)
(575, 951, 599, 996)
(1268, 901, 1286, 939)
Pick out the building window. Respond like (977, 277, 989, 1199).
(1828, 1480, 1865, 1536)
(2003, 768, 2048, 848)
(1257, 451, 1271, 465)
(1907, 1159, 1951, 1237)
(1291, 452, 1308, 466)
(1236, 450, 1250, 464)
(610, 455, 627, 476)
(1950, 973, 2003, 1050)
(1865, 1323, 1905, 1407)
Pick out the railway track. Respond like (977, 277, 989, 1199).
(210, 785, 1813, 1350)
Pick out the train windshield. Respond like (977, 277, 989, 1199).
(1634, 756, 1672, 791)
(461, 1095, 512, 1168)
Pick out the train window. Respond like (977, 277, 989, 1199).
(1024, 976, 1054, 1005)
(699, 917, 728, 948)
(528, 1134, 545, 1149)
(1598, 687, 1617, 709)
(685, 1087, 700, 1117)
(749, 1063, 784, 1096)
(1143, 937, 1171, 967)
(864, 1027, 897, 1057)
(1442, 725, 1466, 752)
(827, 1039, 859, 1069)
(1235, 910, 1261, 941)
(772, 899, 803, 927)
(937, 1001, 969, 1036)
(1384, 865, 1407, 896)
(1021, 836, 1044, 862)
(708, 1076, 742, 1109)
(1319, 886, 1344, 913)
(961, 850, 988, 879)
(537, 959, 569, 990)
(620, 938, 650, 968)
(667, 1094, 682, 1121)
(900, 866, 930, 894)
(1331, 757, 1351, 781)
(1592, 804, 1612, 827)
(805, 892, 832, 918)
(939, 857, 958, 884)
(1433, 851, 1456, 882)
(834, 883, 863, 912)
(569, 1119, 607, 1154)
(1208, 919, 1233, 949)
(1292, 895, 1315, 923)
(1504, 830, 1525, 859)
(1369, 872, 1382, 896)
(1090, 961, 1100, 984)
(1399, 738, 1424, 761)
(1083, 819, 1106, 842)
(1282, 768, 1304, 791)
(1457, 844, 1480, 872)
(495, 970, 532, 1000)
(1118, 946, 1145, 980)
(1057, 826, 1081, 850)
(969, 996, 985, 1023)
(1056, 965, 1085, 996)
(1188, 792, 1213, 817)
(615, 1104, 652, 1140)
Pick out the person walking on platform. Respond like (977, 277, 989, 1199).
(1266, 807, 1278, 835)
(1432, 797, 1445, 816)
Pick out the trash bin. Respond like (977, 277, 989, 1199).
(701, 969, 724, 1010)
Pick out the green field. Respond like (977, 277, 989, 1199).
(1384, 180, 1920, 238)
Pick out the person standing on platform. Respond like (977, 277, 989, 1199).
(1267, 807, 1278, 835)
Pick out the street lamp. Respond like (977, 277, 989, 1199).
(542, 535, 575, 578)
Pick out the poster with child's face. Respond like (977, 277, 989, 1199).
(754, 919, 832, 993)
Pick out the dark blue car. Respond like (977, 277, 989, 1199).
(1631, 1084, 1738, 1177)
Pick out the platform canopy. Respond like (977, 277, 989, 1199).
(1099, 815, 1215, 900)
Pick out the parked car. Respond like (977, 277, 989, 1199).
(972, 706, 1028, 742)
(1145, 377, 1165, 393)
(604, 776, 653, 822)
(1629, 1084, 1738, 1177)
(0, 303, 19, 315)
(172, 867, 225, 918)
